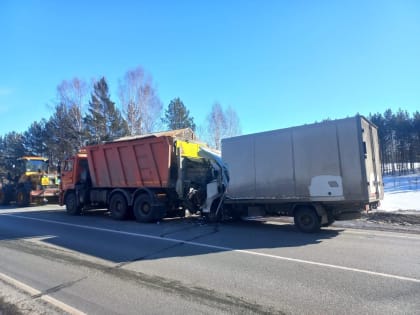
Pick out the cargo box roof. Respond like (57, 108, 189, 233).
(110, 128, 196, 143)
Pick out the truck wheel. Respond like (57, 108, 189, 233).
(133, 194, 155, 223)
(0, 189, 10, 205)
(16, 188, 30, 207)
(65, 191, 81, 215)
(109, 193, 129, 220)
(294, 207, 321, 233)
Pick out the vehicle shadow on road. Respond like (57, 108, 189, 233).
(0, 206, 343, 264)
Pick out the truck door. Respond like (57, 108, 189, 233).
(361, 118, 383, 202)
(60, 158, 75, 190)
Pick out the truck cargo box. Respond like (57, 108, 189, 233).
(86, 135, 174, 189)
(221, 115, 383, 205)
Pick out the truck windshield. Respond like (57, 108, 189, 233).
(25, 160, 48, 173)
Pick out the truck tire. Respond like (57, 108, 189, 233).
(65, 191, 82, 215)
(133, 194, 155, 223)
(109, 193, 129, 220)
(16, 188, 30, 207)
(294, 206, 321, 233)
(0, 189, 10, 205)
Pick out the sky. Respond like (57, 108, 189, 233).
(1, 0, 420, 137)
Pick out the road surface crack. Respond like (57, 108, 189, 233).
(31, 276, 87, 299)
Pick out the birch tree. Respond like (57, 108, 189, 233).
(118, 66, 162, 135)
(56, 78, 89, 148)
(207, 102, 227, 150)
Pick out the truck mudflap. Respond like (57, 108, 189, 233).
(312, 204, 329, 226)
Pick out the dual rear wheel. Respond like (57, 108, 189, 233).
(109, 193, 158, 223)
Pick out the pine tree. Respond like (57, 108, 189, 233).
(162, 98, 196, 131)
(45, 103, 78, 164)
(84, 77, 128, 143)
(0, 132, 26, 174)
(23, 119, 47, 156)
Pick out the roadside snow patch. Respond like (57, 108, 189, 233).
(378, 191, 420, 211)
(378, 173, 420, 212)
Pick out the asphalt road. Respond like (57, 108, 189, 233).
(0, 205, 419, 315)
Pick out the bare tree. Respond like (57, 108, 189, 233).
(206, 102, 227, 150)
(205, 103, 242, 150)
(56, 78, 89, 148)
(118, 67, 162, 135)
(224, 105, 242, 138)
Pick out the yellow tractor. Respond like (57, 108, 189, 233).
(0, 156, 60, 207)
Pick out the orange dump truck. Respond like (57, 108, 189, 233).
(59, 129, 227, 222)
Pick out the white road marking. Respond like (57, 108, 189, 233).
(0, 272, 86, 315)
(2, 213, 420, 284)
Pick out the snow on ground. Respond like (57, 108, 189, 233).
(378, 172, 420, 212)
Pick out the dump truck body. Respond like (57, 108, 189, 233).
(59, 129, 225, 222)
(221, 115, 383, 232)
(86, 135, 173, 189)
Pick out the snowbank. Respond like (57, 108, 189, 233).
(378, 173, 420, 212)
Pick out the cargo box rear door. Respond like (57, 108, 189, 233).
(360, 117, 383, 202)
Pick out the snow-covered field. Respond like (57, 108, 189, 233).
(378, 173, 420, 212)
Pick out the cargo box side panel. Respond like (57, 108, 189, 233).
(254, 131, 295, 198)
(293, 123, 343, 200)
(133, 138, 171, 188)
(88, 148, 111, 187)
(87, 137, 172, 189)
(223, 136, 256, 198)
(336, 118, 365, 201)
(119, 145, 140, 187)
(103, 147, 125, 187)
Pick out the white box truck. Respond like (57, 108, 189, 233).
(220, 115, 383, 232)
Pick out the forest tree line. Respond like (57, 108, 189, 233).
(0, 65, 418, 177)
(369, 109, 420, 175)
(0, 66, 241, 174)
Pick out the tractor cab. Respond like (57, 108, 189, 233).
(0, 156, 60, 206)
